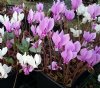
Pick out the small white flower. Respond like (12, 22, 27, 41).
(97, 17, 100, 23)
(0, 14, 9, 24)
(82, 12, 92, 24)
(0, 47, 8, 59)
(70, 28, 82, 37)
(98, 74, 100, 82)
(16, 52, 41, 69)
(0, 63, 12, 78)
(11, 11, 24, 24)
(0, 27, 5, 43)
(26, 37, 31, 43)
(77, 4, 86, 15)
(34, 54, 41, 66)
(94, 24, 100, 33)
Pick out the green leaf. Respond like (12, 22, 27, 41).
(16, 39, 29, 54)
(5, 57, 14, 64)
(29, 45, 41, 53)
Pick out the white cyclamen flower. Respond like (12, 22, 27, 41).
(82, 12, 92, 24)
(0, 47, 8, 59)
(97, 17, 100, 23)
(77, 4, 86, 15)
(94, 24, 100, 33)
(0, 27, 5, 43)
(70, 28, 82, 37)
(0, 14, 9, 24)
(11, 11, 24, 24)
(16, 52, 41, 69)
(0, 63, 12, 78)
(98, 74, 100, 82)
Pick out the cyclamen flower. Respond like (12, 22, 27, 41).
(36, 17, 54, 38)
(70, 28, 82, 37)
(51, 0, 66, 21)
(65, 10, 75, 21)
(98, 74, 100, 82)
(71, 0, 82, 10)
(27, 9, 34, 24)
(83, 31, 96, 42)
(77, 48, 100, 66)
(77, 48, 93, 63)
(51, 0, 66, 15)
(88, 4, 100, 19)
(31, 25, 37, 36)
(48, 61, 61, 70)
(82, 12, 92, 24)
(61, 41, 81, 64)
(0, 47, 8, 59)
(97, 16, 100, 23)
(17, 52, 41, 75)
(76, 4, 86, 15)
(0, 27, 4, 43)
(6, 40, 13, 49)
(0, 15, 12, 32)
(31, 39, 42, 48)
(52, 30, 70, 50)
(36, 3, 44, 11)
(34, 11, 45, 23)
(94, 24, 100, 33)
(0, 63, 12, 78)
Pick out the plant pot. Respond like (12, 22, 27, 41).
(72, 63, 100, 88)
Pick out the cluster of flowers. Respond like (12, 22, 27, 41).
(0, 0, 99, 83)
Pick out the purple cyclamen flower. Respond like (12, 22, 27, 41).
(36, 17, 54, 38)
(88, 4, 100, 19)
(51, 0, 66, 15)
(34, 11, 45, 23)
(31, 25, 37, 36)
(4, 21, 12, 32)
(83, 31, 96, 42)
(31, 39, 42, 48)
(77, 48, 93, 61)
(71, 0, 82, 10)
(52, 30, 70, 50)
(6, 40, 13, 49)
(27, 9, 34, 24)
(65, 9, 75, 21)
(51, 0, 66, 21)
(36, 3, 44, 11)
(13, 29, 21, 37)
(12, 6, 23, 13)
(48, 61, 59, 70)
(61, 41, 81, 64)
(22, 65, 33, 75)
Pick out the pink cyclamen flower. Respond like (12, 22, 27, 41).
(71, 0, 82, 10)
(31, 25, 37, 36)
(77, 48, 93, 63)
(36, 17, 54, 38)
(6, 40, 13, 49)
(83, 31, 96, 42)
(34, 11, 45, 23)
(88, 4, 100, 19)
(27, 9, 34, 24)
(65, 9, 75, 21)
(4, 21, 12, 32)
(22, 65, 33, 75)
(61, 41, 81, 64)
(52, 30, 70, 50)
(48, 61, 59, 70)
(31, 39, 42, 48)
(51, 0, 66, 21)
(12, 6, 23, 13)
(36, 3, 44, 11)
